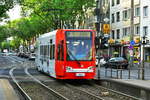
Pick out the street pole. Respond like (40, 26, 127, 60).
(141, 36, 147, 80)
(130, 0, 134, 67)
(95, 0, 100, 79)
(142, 44, 145, 80)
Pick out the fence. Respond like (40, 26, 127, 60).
(99, 62, 150, 80)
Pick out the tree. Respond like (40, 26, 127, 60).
(0, 0, 14, 20)
(20, 0, 95, 29)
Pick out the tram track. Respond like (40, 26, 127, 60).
(25, 67, 69, 100)
(9, 60, 142, 100)
(65, 80, 140, 100)
(9, 66, 68, 100)
(26, 67, 104, 100)
(26, 66, 139, 100)
(9, 67, 31, 100)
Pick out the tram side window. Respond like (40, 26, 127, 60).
(48, 45, 50, 57)
(50, 45, 53, 60)
(40, 45, 44, 56)
(52, 44, 55, 59)
(44, 45, 46, 56)
(40, 46, 42, 55)
(57, 44, 64, 61)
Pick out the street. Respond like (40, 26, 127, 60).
(0, 55, 143, 100)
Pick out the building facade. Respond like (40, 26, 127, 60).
(109, 0, 150, 62)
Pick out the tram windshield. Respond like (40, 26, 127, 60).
(66, 31, 93, 61)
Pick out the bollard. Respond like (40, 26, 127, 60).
(120, 69, 122, 79)
(97, 63, 100, 80)
(138, 68, 140, 79)
(116, 69, 118, 79)
(105, 67, 107, 77)
(110, 66, 112, 78)
(128, 65, 131, 79)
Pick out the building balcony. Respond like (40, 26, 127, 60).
(123, 19, 131, 26)
(134, 16, 140, 24)
(134, 0, 140, 6)
(122, 0, 131, 9)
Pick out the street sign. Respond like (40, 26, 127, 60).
(129, 50, 133, 56)
(128, 45, 133, 50)
(102, 24, 110, 34)
(130, 40, 135, 45)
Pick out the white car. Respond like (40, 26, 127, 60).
(29, 53, 36, 60)
(99, 58, 106, 66)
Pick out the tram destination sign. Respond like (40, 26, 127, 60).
(66, 31, 91, 38)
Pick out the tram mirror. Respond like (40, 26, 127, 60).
(60, 40, 64, 45)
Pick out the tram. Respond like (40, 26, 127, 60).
(35, 29, 96, 79)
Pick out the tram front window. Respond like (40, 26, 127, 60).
(66, 31, 92, 61)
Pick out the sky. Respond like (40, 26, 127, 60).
(7, 4, 21, 20)
(0, 4, 21, 25)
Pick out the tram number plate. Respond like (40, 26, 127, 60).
(76, 73, 85, 76)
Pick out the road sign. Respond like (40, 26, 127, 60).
(130, 40, 135, 45)
(128, 45, 133, 50)
(102, 24, 110, 34)
(129, 50, 133, 56)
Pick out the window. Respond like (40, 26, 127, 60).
(57, 43, 63, 60)
(48, 45, 50, 57)
(143, 6, 148, 17)
(112, 13, 115, 23)
(123, 9, 130, 20)
(112, 0, 115, 6)
(40, 46, 42, 55)
(135, 25, 140, 34)
(116, 12, 120, 22)
(123, 28, 127, 36)
(123, 27, 130, 36)
(135, 7, 140, 17)
(116, 29, 120, 39)
(112, 30, 115, 39)
(50, 45, 53, 59)
(117, 0, 120, 4)
(52, 44, 55, 59)
(66, 31, 92, 61)
(143, 26, 148, 35)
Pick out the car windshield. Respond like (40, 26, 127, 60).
(66, 31, 92, 61)
(110, 57, 125, 61)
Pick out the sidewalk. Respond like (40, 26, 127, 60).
(96, 66, 150, 99)
(101, 78, 150, 91)
(0, 79, 19, 100)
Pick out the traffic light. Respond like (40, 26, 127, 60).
(100, 37, 108, 49)
(95, 37, 100, 50)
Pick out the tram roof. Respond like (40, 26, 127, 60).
(38, 29, 94, 39)
(39, 30, 57, 39)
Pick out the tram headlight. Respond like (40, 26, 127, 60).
(66, 66, 72, 70)
(88, 66, 94, 70)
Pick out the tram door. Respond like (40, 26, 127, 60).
(56, 40, 65, 76)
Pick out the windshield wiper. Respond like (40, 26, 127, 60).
(67, 49, 81, 67)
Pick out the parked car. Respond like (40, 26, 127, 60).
(29, 53, 36, 60)
(105, 57, 128, 69)
(95, 56, 106, 67)
(24, 52, 30, 58)
(99, 58, 106, 67)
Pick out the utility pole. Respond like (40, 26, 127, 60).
(141, 36, 147, 80)
(95, 0, 101, 80)
(130, 0, 134, 68)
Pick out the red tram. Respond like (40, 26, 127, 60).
(35, 29, 96, 79)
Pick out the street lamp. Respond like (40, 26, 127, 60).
(141, 35, 147, 80)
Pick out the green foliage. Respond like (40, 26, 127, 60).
(0, 0, 14, 19)
(0, 0, 95, 50)
(20, 0, 95, 29)
(1, 41, 10, 49)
